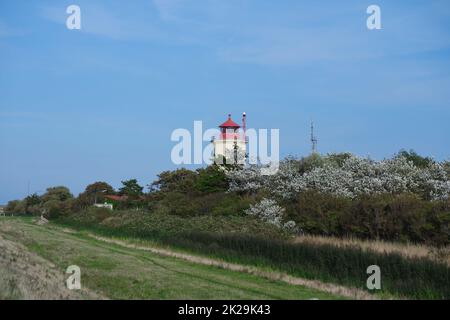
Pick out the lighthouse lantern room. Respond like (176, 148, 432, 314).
(213, 113, 247, 165)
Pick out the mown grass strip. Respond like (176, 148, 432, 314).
(56, 218, 450, 299)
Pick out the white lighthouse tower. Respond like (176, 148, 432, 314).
(213, 113, 247, 165)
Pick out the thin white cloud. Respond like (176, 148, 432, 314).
(38, 1, 450, 69)
(217, 12, 450, 66)
(148, 1, 450, 66)
(40, 3, 163, 41)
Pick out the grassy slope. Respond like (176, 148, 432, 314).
(57, 210, 450, 299)
(62, 209, 288, 239)
(0, 218, 342, 300)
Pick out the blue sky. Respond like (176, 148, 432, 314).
(1, 0, 449, 203)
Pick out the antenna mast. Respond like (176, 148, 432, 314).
(310, 121, 318, 154)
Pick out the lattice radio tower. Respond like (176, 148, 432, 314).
(310, 121, 318, 154)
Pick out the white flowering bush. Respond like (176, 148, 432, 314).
(245, 198, 302, 234)
(227, 154, 450, 200)
(245, 198, 285, 227)
(283, 220, 302, 234)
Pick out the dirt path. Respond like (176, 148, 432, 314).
(88, 234, 378, 300)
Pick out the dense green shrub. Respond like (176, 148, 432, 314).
(58, 209, 286, 240)
(41, 186, 73, 202)
(396, 149, 434, 168)
(5, 200, 26, 215)
(76, 182, 115, 209)
(286, 191, 351, 235)
(5, 187, 75, 218)
(286, 192, 449, 246)
(87, 207, 114, 222)
(195, 165, 229, 193)
(211, 194, 252, 215)
(150, 168, 198, 194)
(152, 188, 253, 217)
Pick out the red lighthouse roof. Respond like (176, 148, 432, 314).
(219, 114, 240, 128)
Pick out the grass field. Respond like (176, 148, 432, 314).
(56, 209, 450, 299)
(0, 217, 344, 300)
